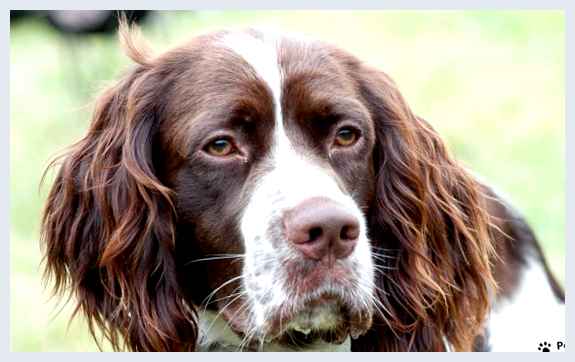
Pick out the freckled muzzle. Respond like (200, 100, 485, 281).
(237, 132, 376, 346)
(236, 193, 376, 346)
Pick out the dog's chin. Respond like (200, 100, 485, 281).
(221, 293, 373, 348)
(273, 294, 374, 347)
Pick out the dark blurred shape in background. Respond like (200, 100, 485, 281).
(10, 10, 150, 35)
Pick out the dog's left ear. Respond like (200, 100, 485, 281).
(41, 22, 199, 351)
(346, 60, 497, 351)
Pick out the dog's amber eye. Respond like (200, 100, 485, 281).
(205, 138, 235, 157)
(334, 127, 359, 147)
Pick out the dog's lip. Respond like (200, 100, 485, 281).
(266, 292, 373, 344)
(219, 298, 251, 335)
(284, 260, 359, 298)
(217, 293, 373, 349)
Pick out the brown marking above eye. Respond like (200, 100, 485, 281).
(204, 137, 236, 157)
(334, 127, 359, 147)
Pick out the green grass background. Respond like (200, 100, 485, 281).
(10, 11, 565, 351)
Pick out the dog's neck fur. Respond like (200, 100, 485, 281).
(197, 311, 351, 352)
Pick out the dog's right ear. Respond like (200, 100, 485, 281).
(40, 23, 198, 351)
(337, 52, 497, 351)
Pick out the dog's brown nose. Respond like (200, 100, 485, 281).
(284, 197, 359, 265)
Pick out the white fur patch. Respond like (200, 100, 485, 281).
(239, 118, 375, 332)
(487, 258, 565, 352)
(219, 31, 282, 114)
(219, 31, 375, 344)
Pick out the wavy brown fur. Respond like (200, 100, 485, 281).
(350, 63, 497, 351)
(41, 22, 198, 351)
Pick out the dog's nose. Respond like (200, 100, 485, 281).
(284, 197, 359, 265)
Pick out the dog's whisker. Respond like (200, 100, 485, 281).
(237, 309, 259, 351)
(371, 252, 397, 260)
(354, 278, 398, 339)
(373, 264, 397, 274)
(200, 283, 243, 316)
(199, 275, 244, 309)
(202, 291, 247, 340)
(211, 289, 244, 305)
(185, 254, 245, 266)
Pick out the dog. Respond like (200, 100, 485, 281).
(41, 24, 565, 352)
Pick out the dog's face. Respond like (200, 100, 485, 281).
(42, 27, 496, 351)
(158, 31, 377, 345)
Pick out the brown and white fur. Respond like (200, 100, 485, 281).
(41, 24, 564, 352)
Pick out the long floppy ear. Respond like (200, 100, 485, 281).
(41, 27, 197, 351)
(350, 65, 497, 351)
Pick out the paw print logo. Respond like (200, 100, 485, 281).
(538, 341, 552, 352)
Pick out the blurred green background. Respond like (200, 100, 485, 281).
(10, 11, 565, 351)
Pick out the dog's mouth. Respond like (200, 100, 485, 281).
(273, 295, 373, 347)
(221, 292, 373, 349)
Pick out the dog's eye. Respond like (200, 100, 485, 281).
(204, 138, 236, 157)
(334, 127, 359, 147)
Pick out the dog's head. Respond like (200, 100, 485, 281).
(42, 25, 496, 351)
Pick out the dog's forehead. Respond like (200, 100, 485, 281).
(208, 30, 356, 124)
(218, 31, 283, 93)
(217, 31, 284, 126)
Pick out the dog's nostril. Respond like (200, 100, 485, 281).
(308, 227, 323, 242)
(284, 197, 360, 263)
(340, 224, 359, 241)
